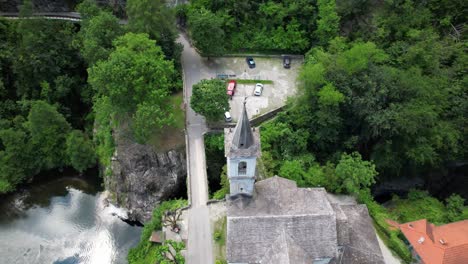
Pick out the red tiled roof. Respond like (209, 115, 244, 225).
(396, 219, 468, 264)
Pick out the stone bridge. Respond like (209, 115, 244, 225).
(0, 12, 127, 24)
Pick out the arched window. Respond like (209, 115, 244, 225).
(238, 161, 247, 175)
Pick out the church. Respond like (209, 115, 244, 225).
(224, 103, 385, 264)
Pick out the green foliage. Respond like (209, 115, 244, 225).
(14, 10, 81, 100)
(390, 190, 447, 225)
(188, 7, 225, 56)
(89, 33, 176, 143)
(0, 127, 38, 193)
(204, 133, 226, 196)
(75, 1, 124, 65)
(187, 0, 314, 53)
(0, 15, 92, 194)
(93, 96, 115, 167)
(154, 240, 185, 264)
(358, 189, 412, 263)
(213, 165, 229, 200)
(445, 194, 466, 222)
(66, 130, 96, 173)
(27, 101, 71, 170)
(315, 0, 340, 45)
(190, 79, 229, 121)
(334, 152, 377, 195)
(127, 0, 180, 60)
(128, 199, 187, 264)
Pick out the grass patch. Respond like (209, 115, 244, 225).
(230, 79, 274, 85)
(213, 216, 227, 262)
(147, 92, 185, 152)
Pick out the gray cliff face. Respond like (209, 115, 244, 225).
(105, 140, 186, 223)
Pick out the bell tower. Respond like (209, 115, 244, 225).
(224, 101, 261, 197)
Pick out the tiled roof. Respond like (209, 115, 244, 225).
(397, 219, 468, 264)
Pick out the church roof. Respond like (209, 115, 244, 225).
(226, 176, 385, 264)
(227, 176, 338, 263)
(232, 102, 254, 149)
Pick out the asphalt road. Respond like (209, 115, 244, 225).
(178, 33, 214, 264)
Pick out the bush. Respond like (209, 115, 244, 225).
(128, 199, 187, 264)
(390, 189, 447, 225)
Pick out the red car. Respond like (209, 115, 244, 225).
(227, 80, 236, 99)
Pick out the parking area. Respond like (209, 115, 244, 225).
(199, 56, 303, 121)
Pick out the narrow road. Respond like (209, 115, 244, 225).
(178, 33, 214, 264)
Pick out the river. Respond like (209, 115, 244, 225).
(0, 172, 142, 264)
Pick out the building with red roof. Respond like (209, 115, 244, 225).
(390, 219, 468, 264)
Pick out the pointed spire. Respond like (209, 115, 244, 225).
(232, 100, 254, 149)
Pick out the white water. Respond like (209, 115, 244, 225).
(0, 184, 141, 264)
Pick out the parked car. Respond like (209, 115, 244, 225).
(246, 57, 256, 68)
(226, 80, 236, 99)
(254, 83, 264, 96)
(283, 56, 291, 69)
(224, 111, 232, 122)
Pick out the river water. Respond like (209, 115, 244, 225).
(0, 173, 142, 264)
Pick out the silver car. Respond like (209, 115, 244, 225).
(254, 83, 264, 96)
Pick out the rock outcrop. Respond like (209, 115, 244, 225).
(105, 137, 186, 223)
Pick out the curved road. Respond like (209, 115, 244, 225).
(178, 34, 214, 264)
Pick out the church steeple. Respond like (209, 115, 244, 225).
(231, 101, 254, 149)
(224, 100, 261, 197)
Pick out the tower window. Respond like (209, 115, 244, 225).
(238, 161, 247, 175)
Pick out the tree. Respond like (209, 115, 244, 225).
(314, 0, 340, 45)
(75, 1, 124, 65)
(190, 79, 229, 121)
(188, 8, 225, 56)
(15, 2, 80, 99)
(445, 194, 465, 222)
(127, 0, 179, 60)
(0, 127, 38, 193)
(334, 152, 377, 195)
(27, 101, 71, 170)
(66, 130, 96, 173)
(163, 209, 183, 232)
(279, 160, 307, 186)
(89, 33, 176, 143)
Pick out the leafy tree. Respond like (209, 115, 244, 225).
(190, 79, 229, 121)
(334, 152, 377, 195)
(27, 101, 71, 170)
(188, 8, 225, 56)
(445, 194, 465, 222)
(127, 0, 179, 60)
(89, 33, 176, 143)
(66, 130, 96, 173)
(279, 160, 307, 186)
(390, 190, 448, 225)
(15, 3, 80, 100)
(314, 0, 340, 45)
(75, 1, 124, 65)
(0, 127, 38, 193)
